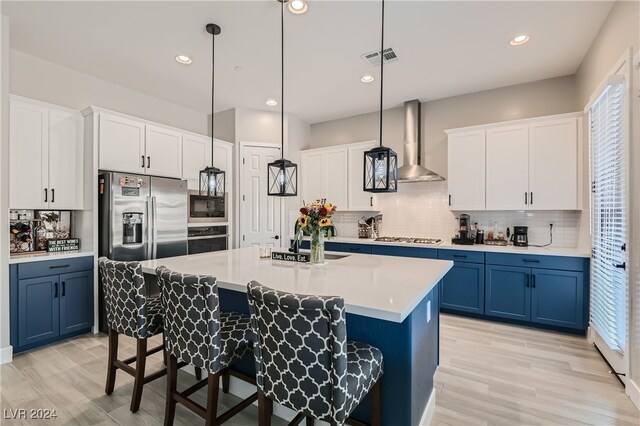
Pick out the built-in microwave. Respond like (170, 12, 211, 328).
(188, 190, 227, 223)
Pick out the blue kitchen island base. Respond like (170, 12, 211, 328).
(218, 284, 440, 426)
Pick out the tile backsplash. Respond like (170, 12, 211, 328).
(332, 181, 586, 248)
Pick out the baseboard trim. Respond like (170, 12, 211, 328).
(419, 387, 437, 425)
(627, 378, 640, 411)
(0, 345, 13, 365)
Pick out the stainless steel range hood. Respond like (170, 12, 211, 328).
(397, 100, 444, 182)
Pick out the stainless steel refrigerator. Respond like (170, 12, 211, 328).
(98, 172, 187, 331)
(98, 172, 188, 261)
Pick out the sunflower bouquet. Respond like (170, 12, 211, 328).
(295, 199, 337, 263)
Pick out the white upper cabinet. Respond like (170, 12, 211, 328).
(528, 118, 578, 210)
(182, 135, 232, 191)
(182, 134, 211, 190)
(324, 147, 348, 209)
(300, 150, 326, 204)
(447, 112, 582, 211)
(447, 131, 485, 210)
(485, 125, 529, 210)
(48, 109, 84, 209)
(99, 113, 145, 174)
(145, 125, 182, 178)
(301, 142, 379, 211)
(9, 97, 83, 210)
(10, 99, 49, 209)
(347, 141, 378, 210)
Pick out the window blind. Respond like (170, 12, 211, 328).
(589, 78, 627, 354)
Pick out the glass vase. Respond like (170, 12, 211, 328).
(309, 230, 325, 264)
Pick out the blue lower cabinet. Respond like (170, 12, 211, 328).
(371, 245, 437, 259)
(485, 265, 531, 321)
(340, 243, 372, 254)
(531, 269, 584, 330)
(18, 275, 60, 347)
(59, 271, 94, 335)
(441, 262, 485, 314)
(11, 256, 94, 353)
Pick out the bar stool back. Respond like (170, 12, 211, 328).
(157, 266, 258, 426)
(247, 281, 383, 426)
(98, 257, 166, 412)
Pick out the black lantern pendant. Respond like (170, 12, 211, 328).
(199, 23, 225, 199)
(364, 0, 398, 193)
(268, 0, 298, 197)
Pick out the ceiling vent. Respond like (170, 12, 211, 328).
(362, 48, 398, 67)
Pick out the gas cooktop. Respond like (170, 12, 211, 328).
(375, 236, 442, 245)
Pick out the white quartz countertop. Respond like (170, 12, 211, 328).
(9, 250, 95, 264)
(138, 247, 453, 323)
(295, 236, 591, 258)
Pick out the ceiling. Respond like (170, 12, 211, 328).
(1, 1, 613, 124)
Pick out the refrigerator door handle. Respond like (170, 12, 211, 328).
(147, 196, 153, 260)
(152, 196, 158, 259)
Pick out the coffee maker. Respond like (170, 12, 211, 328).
(452, 214, 475, 245)
(512, 226, 528, 247)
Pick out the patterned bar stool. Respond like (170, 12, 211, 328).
(98, 257, 167, 413)
(247, 281, 383, 426)
(156, 266, 258, 426)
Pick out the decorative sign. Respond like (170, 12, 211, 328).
(47, 238, 80, 253)
(271, 251, 310, 263)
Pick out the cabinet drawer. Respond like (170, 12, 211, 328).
(485, 253, 585, 272)
(340, 243, 372, 254)
(17, 256, 94, 280)
(371, 245, 438, 259)
(438, 249, 484, 264)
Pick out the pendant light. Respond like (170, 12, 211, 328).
(268, 0, 298, 197)
(364, 0, 398, 193)
(199, 23, 226, 198)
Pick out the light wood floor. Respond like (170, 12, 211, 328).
(1, 315, 638, 425)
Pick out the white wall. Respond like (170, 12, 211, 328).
(575, 0, 639, 408)
(10, 50, 208, 134)
(0, 15, 11, 363)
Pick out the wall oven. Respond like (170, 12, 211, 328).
(187, 225, 228, 254)
(188, 190, 227, 223)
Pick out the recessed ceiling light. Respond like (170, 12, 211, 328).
(510, 34, 530, 46)
(266, 98, 278, 106)
(175, 55, 192, 64)
(288, 0, 308, 14)
(360, 74, 375, 83)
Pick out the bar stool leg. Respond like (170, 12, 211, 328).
(162, 331, 167, 366)
(165, 354, 178, 426)
(258, 393, 272, 426)
(205, 373, 220, 426)
(305, 417, 315, 426)
(105, 329, 119, 395)
(371, 379, 382, 426)
(222, 369, 230, 393)
(130, 338, 148, 412)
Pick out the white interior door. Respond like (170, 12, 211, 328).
(240, 145, 282, 248)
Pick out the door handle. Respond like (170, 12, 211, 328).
(44, 188, 48, 202)
(530, 192, 533, 205)
(271, 235, 280, 240)
(147, 156, 151, 168)
(61, 281, 66, 296)
(525, 273, 530, 287)
(141, 155, 145, 168)
(370, 196, 373, 207)
(51, 188, 55, 203)
(49, 264, 70, 269)
(531, 274, 536, 288)
(613, 262, 626, 270)
(448, 194, 452, 206)
(525, 192, 528, 205)
(523, 259, 540, 263)
(54, 282, 58, 298)
(453, 255, 467, 259)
